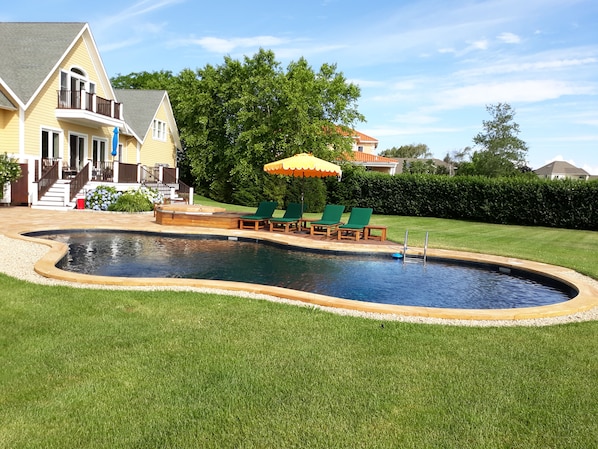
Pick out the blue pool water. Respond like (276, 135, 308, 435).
(30, 230, 574, 310)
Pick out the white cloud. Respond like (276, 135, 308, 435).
(455, 57, 598, 77)
(497, 32, 521, 44)
(437, 80, 595, 109)
(100, 37, 143, 52)
(392, 113, 439, 125)
(350, 79, 385, 88)
(545, 155, 575, 164)
(187, 35, 288, 53)
(366, 126, 460, 138)
(97, 0, 183, 29)
(582, 164, 598, 175)
(470, 39, 489, 50)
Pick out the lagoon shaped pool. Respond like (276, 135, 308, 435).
(29, 230, 575, 310)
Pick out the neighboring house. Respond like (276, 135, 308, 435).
(534, 161, 590, 181)
(350, 130, 379, 154)
(340, 129, 398, 175)
(348, 151, 399, 175)
(341, 130, 455, 176)
(0, 22, 183, 208)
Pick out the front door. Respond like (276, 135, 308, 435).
(69, 134, 86, 171)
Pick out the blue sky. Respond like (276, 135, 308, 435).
(3, 0, 598, 173)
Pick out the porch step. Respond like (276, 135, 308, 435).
(31, 180, 76, 211)
(144, 182, 185, 202)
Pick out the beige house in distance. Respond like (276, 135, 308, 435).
(0, 22, 183, 209)
(534, 161, 591, 181)
(343, 129, 400, 175)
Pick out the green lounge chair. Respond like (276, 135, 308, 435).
(337, 207, 373, 241)
(269, 202, 304, 233)
(239, 201, 278, 230)
(309, 204, 345, 237)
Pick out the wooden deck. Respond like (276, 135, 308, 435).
(155, 205, 244, 229)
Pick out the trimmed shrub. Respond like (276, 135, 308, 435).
(326, 172, 598, 230)
(109, 186, 163, 212)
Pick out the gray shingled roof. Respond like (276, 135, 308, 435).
(534, 161, 589, 176)
(0, 22, 85, 105)
(115, 89, 167, 140)
(0, 89, 16, 109)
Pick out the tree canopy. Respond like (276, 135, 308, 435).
(458, 103, 529, 177)
(111, 70, 176, 90)
(112, 50, 364, 206)
(380, 143, 432, 159)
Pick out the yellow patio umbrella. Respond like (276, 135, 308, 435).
(264, 153, 342, 214)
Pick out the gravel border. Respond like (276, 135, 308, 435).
(2, 234, 597, 327)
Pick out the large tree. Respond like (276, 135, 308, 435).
(459, 103, 528, 177)
(380, 143, 432, 159)
(175, 49, 364, 204)
(111, 70, 176, 90)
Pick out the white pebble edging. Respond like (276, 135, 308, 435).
(1, 234, 597, 327)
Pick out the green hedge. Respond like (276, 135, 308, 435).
(326, 172, 598, 230)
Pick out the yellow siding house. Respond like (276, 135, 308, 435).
(0, 22, 182, 208)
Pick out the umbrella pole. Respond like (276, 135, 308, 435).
(301, 173, 305, 218)
(300, 174, 306, 233)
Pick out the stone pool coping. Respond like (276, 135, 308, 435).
(1, 207, 597, 321)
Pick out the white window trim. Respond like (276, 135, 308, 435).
(92, 136, 108, 166)
(152, 119, 167, 142)
(40, 126, 63, 159)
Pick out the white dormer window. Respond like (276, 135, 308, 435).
(152, 119, 167, 141)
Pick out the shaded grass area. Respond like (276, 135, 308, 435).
(1, 275, 597, 448)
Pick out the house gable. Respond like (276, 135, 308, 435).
(351, 130, 379, 154)
(0, 23, 85, 108)
(115, 89, 181, 167)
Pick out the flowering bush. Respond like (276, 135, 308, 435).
(137, 185, 164, 205)
(0, 153, 22, 199)
(86, 185, 163, 212)
(86, 186, 122, 211)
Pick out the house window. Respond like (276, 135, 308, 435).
(152, 119, 167, 141)
(41, 129, 60, 159)
(358, 146, 364, 152)
(92, 138, 107, 168)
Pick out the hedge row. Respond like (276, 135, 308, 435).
(325, 173, 598, 230)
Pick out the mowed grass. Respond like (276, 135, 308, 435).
(1, 198, 598, 448)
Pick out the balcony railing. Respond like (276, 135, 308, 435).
(57, 90, 122, 120)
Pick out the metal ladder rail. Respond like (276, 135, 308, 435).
(402, 230, 429, 263)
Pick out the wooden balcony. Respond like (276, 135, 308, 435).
(56, 90, 123, 128)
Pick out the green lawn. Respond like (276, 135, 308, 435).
(1, 200, 597, 448)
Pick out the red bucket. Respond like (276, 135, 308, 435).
(76, 198, 85, 209)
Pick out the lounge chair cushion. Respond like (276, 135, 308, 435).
(240, 201, 278, 220)
(338, 207, 373, 229)
(269, 202, 304, 223)
(310, 204, 345, 236)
